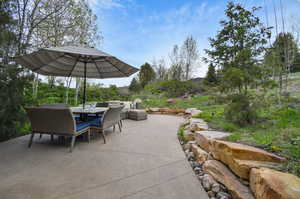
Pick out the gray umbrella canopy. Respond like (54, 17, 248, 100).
(15, 46, 139, 107)
(15, 46, 139, 78)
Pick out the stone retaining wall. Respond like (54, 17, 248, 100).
(148, 107, 300, 199)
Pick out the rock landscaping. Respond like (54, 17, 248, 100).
(149, 107, 300, 199)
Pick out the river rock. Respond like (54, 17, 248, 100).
(202, 174, 216, 191)
(211, 183, 221, 193)
(203, 160, 255, 199)
(250, 168, 300, 199)
(217, 192, 232, 199)
(208, 191, 216, 198)
(210, 140, 285, 179)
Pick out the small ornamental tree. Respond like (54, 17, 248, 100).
(204, 1, 272, 125)
(205, 1, 271, 94)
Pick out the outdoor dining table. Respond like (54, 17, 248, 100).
(71, 107, 108, 121)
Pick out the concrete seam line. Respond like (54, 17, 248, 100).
(120, 171, 193, 199)
(54, 159, 187, 199)
(97, 148, 184, 160)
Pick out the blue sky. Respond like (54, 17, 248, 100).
(87, 0, 300, 87)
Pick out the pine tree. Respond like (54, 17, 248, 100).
(204, 64, 218, 85)
(129, 77, 142, 92)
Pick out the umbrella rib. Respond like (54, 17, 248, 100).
(32, 53, 66, 72)
(68, 56, 80, 77)
(93, 60, 103, 78)
(105, 57, 128, 77)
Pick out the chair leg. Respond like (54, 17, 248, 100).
(101, 130, 106, 144)
(118, 122, 122, 132)
(113, 125, 115, 132)
(87, 129, 91, 143)
(120, 120, 123, 127)
(39, 133, 42, 139)
(69, 136, 76, 152)
(51, 134, 54, 142)
(28, 132, 35, 148)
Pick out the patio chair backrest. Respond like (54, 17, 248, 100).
(39, 103, 69, 108)
(26, 107, 76, 135)
(101, 105, 124, 129)
(96, 102, 109, 107)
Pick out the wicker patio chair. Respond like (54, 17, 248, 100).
(90, 105, 124, 143)
(96, 102, 109, 107)
(26, 107, 91, 152)
(38, 104, 74, 139)
(39, 103, 69, 108)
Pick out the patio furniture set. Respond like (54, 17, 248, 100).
(26, 102, 147, 152)
(15, 45, 145, 152)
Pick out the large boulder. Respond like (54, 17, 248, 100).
(191, 109, 203, 117)
(190, 118, 206, 124)
(170, 108, 185, 114)
(184, 130, 195, 141)
(189, 118, 209, 132)
(194, 131, 230, 152)
(185, 108, 203, 117)
(148, 108, 160, 113)
(185, 108, 198, 114)
(190, 144, 209, 163)
(203, 160, 255, 199)
(157, 108, 185, 115)
(250, 168, 300, 199)
(166, 98, 176, 105)
(210, 140, 286, 179)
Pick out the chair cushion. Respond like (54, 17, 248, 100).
(76, 121, 91, 131)
(89, 118, 102, 127)
(76, 118, 102, 131)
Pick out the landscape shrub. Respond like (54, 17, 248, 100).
(225, 94, 258, 126)
(144, 80, 199, 98)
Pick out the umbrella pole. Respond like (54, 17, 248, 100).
(83, 61, 87, 109)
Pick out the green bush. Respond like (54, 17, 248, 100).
(225, 94, 258, 126)
(144, 80, 199, 98)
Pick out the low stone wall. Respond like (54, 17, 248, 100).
(146, 107, 202, 117)
(148, 107, 300, 199)
(179, 111, 300, 199)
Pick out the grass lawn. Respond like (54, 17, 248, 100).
(143, 95, 300, 177)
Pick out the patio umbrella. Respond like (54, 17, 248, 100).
(14, 46, 139, 108)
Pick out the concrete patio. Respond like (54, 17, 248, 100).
(0, 115, 209, 199)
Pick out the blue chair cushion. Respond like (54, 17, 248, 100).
(87, 113, 103, 118)
(76, 119, 102, 131)
(76, 121, 91, 131)
(89, 118, 101, 127)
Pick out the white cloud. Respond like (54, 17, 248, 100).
(87, 0, 123, 9)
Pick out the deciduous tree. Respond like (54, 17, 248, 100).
(181, 36, 199, 80)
